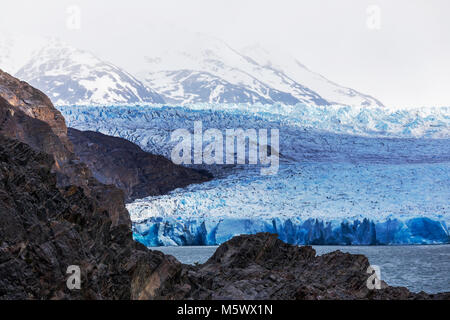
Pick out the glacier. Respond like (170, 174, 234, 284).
(58, 103, 450, 246)
(129, 163, 450, 246)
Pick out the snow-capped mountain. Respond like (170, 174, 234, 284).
(0, 36, 164, 105)
(15, 40, 165, 105)
(139, 33, 384, 108)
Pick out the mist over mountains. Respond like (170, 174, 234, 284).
(0, 33, 383, 107)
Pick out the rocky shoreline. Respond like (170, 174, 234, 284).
(0, 69, 448, 300)
(136, 233, 450, 300)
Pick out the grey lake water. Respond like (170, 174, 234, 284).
(150, 244, 450, 294)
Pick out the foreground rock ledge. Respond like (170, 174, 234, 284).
(136, 233, 450, 300)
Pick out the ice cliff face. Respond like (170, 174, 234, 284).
(59, 104, 450, 246)
(129, 163, 449, 246)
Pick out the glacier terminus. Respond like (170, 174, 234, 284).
(59, 103, 450, 246)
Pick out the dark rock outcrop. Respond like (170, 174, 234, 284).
(0, 71, 73, 178)
(0, 70, 204, 300)
(0, 69, 91, 188)
(136, 233, 450, 300)
(0, 69, 71, 148)
(0, 70, 147, 299)
(0, 132, 181, 300)
(67, 128, 212, 202)
(0, 135, 135, 299)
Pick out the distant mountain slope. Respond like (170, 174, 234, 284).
(0, 36, 164, 105)
(240, 44, 385, 108)
(139, 33, 384, 108)
(0, 35, 47, 76)
(15, 40, 164, 105)
(1, 33, 383, 108)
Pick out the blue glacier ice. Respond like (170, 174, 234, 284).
(129, 162, 450, 246)
(133, 217, 448, 246)
(58, 103, 450, 246)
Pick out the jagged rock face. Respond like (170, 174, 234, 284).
(0, 70, 142, 299)
(0, 96, 71, 165)
(68, 128, 212, 202)
(136, 233, 450, 300)
(0, 69, 71, 150)
(0, 135, 135, 299)
(14, 42, 165, 105)
(0, 70, 132, 227)
(0, 70, 199, 300)
(0, 95, 95, 190)
(0, 134, 180, 300)
(0, 69, 84, 188)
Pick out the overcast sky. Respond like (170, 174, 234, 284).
(1, 0, 449, 108)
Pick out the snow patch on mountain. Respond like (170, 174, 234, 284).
(241, 44, 384, 108)
(2, 31, 385, 108)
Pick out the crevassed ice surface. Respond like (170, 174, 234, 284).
(59, 103, 450, 246)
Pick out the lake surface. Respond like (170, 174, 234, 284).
(150, 244, 450, 294)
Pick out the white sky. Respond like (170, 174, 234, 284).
(1, 0, 449, 108)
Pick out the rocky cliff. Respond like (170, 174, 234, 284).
(0, 69, 131, 230)
(0, 69, 70, 146)
(0, 135, 135, 299)
(0, 70, 203, 299)
(0, 70, 74, 181)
